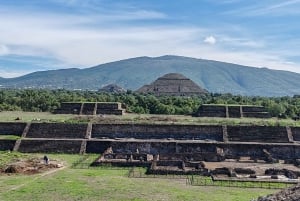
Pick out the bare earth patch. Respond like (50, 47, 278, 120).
(1, 157, 63, 175)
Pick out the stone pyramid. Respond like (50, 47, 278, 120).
(136, 73, 207, 96)
(99, 84, 126, 93)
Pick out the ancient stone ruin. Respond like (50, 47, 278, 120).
(196, 104, 271, 118)
(136, 73, 208, 96)
(98, 84, 126, 93)
(54, 102, 125, 115)
(1, 121, 300, 180)
(257, 184, 300, 201)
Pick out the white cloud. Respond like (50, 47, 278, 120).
(0, 8, 201, 66)
(224, 0, 300, 16)
(267, 0, 300, 10)
(219, 36, 265, 48)
(0, 69, 29, 78)
(203, 36, 216, 45)
(0, 2, 300, 77)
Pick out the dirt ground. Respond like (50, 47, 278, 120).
(0, 157, 63, 175)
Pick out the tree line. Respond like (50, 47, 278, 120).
(0, 89, 300, 118)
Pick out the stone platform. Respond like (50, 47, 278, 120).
(196, 104, 270, 118)
(54, 102, 125, 115)
(1, 122, 300, 176)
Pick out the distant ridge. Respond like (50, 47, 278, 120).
(1, 55, 300, 96)
(137, 73, 208, 96)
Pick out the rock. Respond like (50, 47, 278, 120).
(257, 184, 300, 201)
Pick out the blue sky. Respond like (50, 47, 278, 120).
(0, 0, 300, 77)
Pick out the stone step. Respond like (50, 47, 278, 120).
(22, 122, 31, 138)
(79, 103, 84, 115)
(240, 106, 243, 118)
(13, 139, 22, 151)
(13, 122, 31, 151)
(79, 140, 87, 154)
(93, 103, 97, 115)
(225, 106, 229, 118)
(85, 123, 92, 139)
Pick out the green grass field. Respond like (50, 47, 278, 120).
(1, 111, 300, 127)
(0, 152, 278, 201)
(0, 111, 75, 123)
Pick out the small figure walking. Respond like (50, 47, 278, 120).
(43, 155, 49, 165)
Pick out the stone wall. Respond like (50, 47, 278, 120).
(242, 106, 267, 112)
(54, 102, 82, 114)
(242, 112, 270, 118)
(243, 105, 270, 118)
(105, 141, 300, 161)
(0, 139, 16, 151)
(86, 141, 112, 153)
(18, 139, 82, 153)
(85, 140, 300, 160)
(54, 102, 124, 115)
(110, 141, 177, 155)
(223, 143, 300, 160)
(0, 122, 26, 136)
(291, 127, 300, 141)
(97, 102, 121, 110)
(82, 103, 96, 115)
(196, 104, 271, 118)
(92, 124, 223, 141)
(97, 109, 124, 115)
(26, 123, 87, 138)
(96, 102, 124, 115)
(156, 160, 182, 167)
(228, 106, 241, 118)
(227, 126, 289, 143)
(196, 105, 226, 117)
(1, 122, 300, 161)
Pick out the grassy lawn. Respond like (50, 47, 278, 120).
(0, 111, 75, 123)
(1, 111, 300, 126)
(0, 152, 278, 201)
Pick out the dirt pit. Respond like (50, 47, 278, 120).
(1, 157, 63, 175)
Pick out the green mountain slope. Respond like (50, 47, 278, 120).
(1, 55, 300, 96)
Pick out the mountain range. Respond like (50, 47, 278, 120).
(1, 55, 300, 97)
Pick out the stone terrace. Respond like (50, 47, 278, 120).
(54, 102, 124, 115)
(26, 123, 87, 139)
(196, 104, 270, 118)
(227, 126, 290, 143)
(0, 122, 299, 160)
(18, 139, 82, 154)
(91, 124, 223, 141)
(0, 122, 26, 136)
